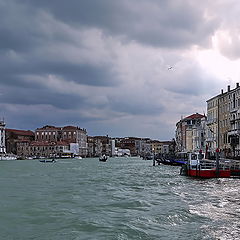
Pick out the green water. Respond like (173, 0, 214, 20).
(0, 157, 239, 240)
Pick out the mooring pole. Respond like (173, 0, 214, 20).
(216, 148, 220, 177)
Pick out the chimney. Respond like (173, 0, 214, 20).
(228, 85, 230, 92)
(221, 89, 224, 94)
(237, 83, 239, 88)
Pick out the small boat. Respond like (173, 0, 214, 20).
(74, 156, 83, 159)
(99, 155, 108, 162)
(39, 159, 56, 163)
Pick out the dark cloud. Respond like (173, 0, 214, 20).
(19, 0, 218, 48)
(0, 85, 86, 109)
(0, 0, 229, 139)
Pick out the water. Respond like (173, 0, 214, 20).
(0, 157, 239, 240)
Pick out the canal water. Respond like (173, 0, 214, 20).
(0, 157, 239, 240)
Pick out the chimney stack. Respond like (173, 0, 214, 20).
(221, 89, 224, 94)
(237, 83, 239, 88)
(228, 85, 230, 92)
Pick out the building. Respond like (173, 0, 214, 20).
(87, 136, 102, 157)
(218, 87, 231, 155)
(17, 140, 71, 158)
(206, 83, 240, 157)
(6, 129, 35, 155)
(227, 83, 240, 156)
(151, 140, 176, 156)
(0, 120, 6, 153)
(35, 125, 87, 157)
(206, 95, 219, 152)
(176, 113, 206, 152)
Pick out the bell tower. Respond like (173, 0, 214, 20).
(0, 119, 6, 154)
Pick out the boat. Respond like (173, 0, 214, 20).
(180, 152, 233, 178)
(155, 152, 188, 166)
(74, 155, 82, 159)
(39, 159, 56, 163)
(0, 154, 17, 161)
(99, 155, 108, 162)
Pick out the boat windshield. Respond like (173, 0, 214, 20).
(191, 154, 197, 160)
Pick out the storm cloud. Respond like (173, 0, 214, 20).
(0, 0, 239, 139)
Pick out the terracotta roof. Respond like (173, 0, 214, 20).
(6, 129, 34, 136)
(184, 113, 205, 120)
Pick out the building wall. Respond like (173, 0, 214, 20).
(35, 125, 87, 157)
(176, 114, 206, 153)
(206, 96, 219, 152)
(218, 91, 230, 152)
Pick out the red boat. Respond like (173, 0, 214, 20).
(180, 152, 240, 178)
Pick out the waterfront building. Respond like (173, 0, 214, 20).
(176, 113, 206, 152)
(151, 140, 162, 155)
(6, 129, 34, 155)
(87, 136, 102, 157)
(227, 83, 240, 156)
(0, 120, 6, 153)
(206, 84, 240, 157)
(218, 87, 231, 155)
(206, 95, 219, 152)
(118, 137, 139, 156)
(29, 141, 70, 158)
(35, 125, 87, 157)
(88, 136, 113, 157)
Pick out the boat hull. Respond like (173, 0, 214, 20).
(188, 169, 231, 178)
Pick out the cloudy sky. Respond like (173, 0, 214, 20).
(1, 0, 240, 139)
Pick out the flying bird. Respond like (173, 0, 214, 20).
(168, 66, 173, 70)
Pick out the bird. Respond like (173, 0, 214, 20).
(168, 66, 173, 70)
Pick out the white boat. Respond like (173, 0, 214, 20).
(0, 154, 17, 161)
(74, 156, 83, 159)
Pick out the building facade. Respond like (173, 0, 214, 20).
(35, 125, 87, 157)
(227, 84, 240, 156)
(206, 84, 240, 157)
(206, 95, 219, 152)
(176, 113, 206, 152)
(6, 129, 35, 155)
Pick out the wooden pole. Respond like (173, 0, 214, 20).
(216, 148, 220, 177)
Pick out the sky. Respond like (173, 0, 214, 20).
(1, 0, 240, 140)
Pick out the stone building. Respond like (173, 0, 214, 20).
(227, 84, 240, 156)
(206, 95, 219, 152)
(87, 136, 102, 157)
(6, 129, 35, 155)
(206, 83, 240, 157)
(35, 125, 87, 157)
(176, 113, 206, 152)
(218, 88, 231, 152)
